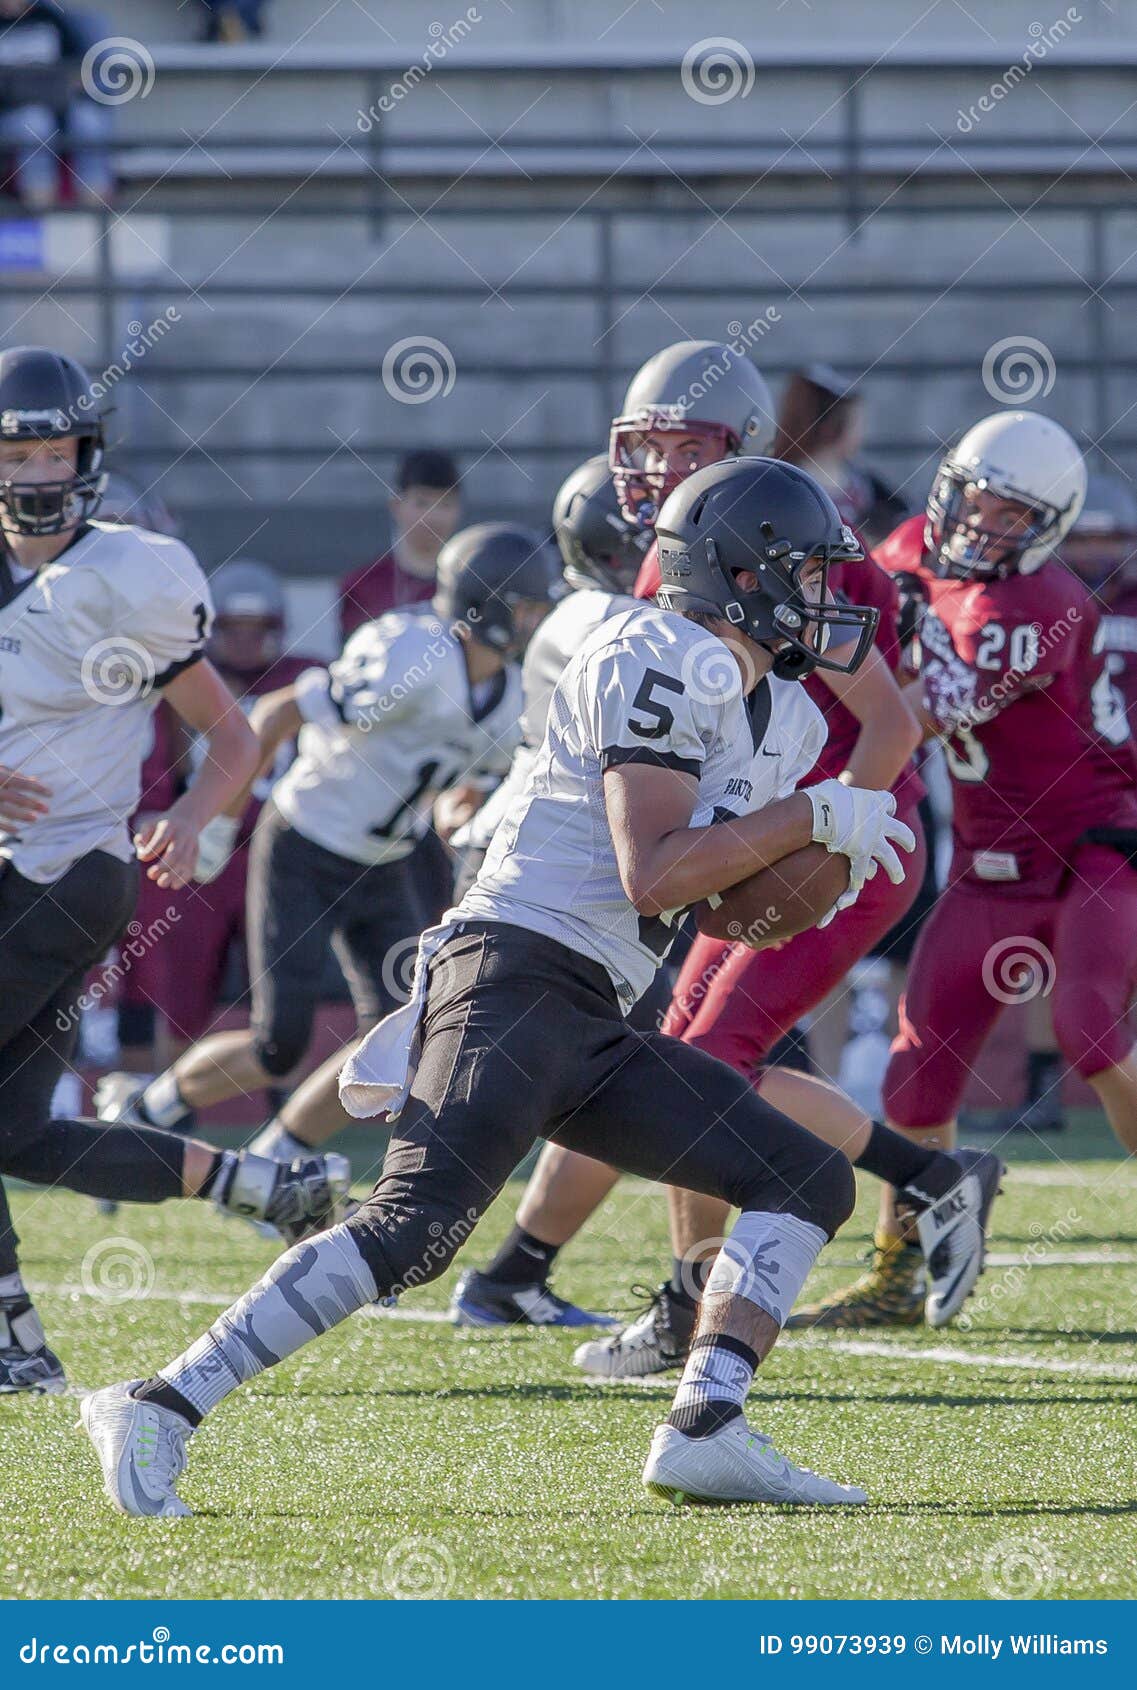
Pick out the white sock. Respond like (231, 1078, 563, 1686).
(0, 1271, 26, 1300)
(157, 1225, 377, 1419)
(246, 1123, 309, 1162)
(141, 1070, 190, 1128)
(703, 1210, 828, 1326)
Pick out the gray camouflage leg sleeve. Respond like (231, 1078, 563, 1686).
(155, 1224, 377, 1419)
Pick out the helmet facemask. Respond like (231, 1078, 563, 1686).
(662, 524, 877, 681)
(927, 463, 1066, 581)
(0, 429, 106, 538)
(609, 412, 739, 528)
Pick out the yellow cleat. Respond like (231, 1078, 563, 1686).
(785, 1230, 925, 1329)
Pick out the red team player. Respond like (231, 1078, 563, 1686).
(159, 561, 316, 1049)
(811, 411, 1137, 1325)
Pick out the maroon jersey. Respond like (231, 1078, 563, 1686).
(875, 516, 1137, 892)
(799, 553, 922, 807)
(338, 551, 435, 641)
(1097, 581, 1137, 726)
(634, 539, 921, 804)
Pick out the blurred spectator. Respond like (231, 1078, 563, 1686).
(0, 1, 113, 207)
(337, 448, 462, 641)
(197, 2, 271, 43)
(773, 364, 909, 545)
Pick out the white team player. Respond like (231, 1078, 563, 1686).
(95, 522, 562, 1153)
(80, 456, 956, 1516)
(0, 345, 348, 1396)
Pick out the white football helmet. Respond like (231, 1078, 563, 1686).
(926, 411, 1086, 579)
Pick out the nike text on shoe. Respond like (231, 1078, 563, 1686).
(904, 1147, 1005, 1328)
(80, 1382, 193, 1518)
(573, 1284, 693, 1378)
(643, 1419, 867, 1507)
(450, 1268, 616, 1328)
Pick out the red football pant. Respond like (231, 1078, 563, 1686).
(883, 842, 1137, 1130)
(664, 807, 927, 1072)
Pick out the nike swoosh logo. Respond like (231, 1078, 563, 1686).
(26, 606, 49, 614)
(761, 748, 781, 758)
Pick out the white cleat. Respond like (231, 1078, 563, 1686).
(93, 1071, 152, 1127)
(573, 1284, 690, 1378)
(643, 1418, 868, 1507)
(910, 1148, 1005, 1328)
(79, 1380, 194, 1518)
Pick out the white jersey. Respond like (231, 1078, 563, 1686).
(458, 602, 826, 1009)
(272, 606, 523, 867)
(0, 521, 213, 884)
(462, 587, 637, 851)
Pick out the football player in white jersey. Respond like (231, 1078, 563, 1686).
(79, 456, 986, 1518)
(95, 523, 561, 1153)
(0, 346, 350, 1395)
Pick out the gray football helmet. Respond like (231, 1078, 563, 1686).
(609, 339, 775, 528)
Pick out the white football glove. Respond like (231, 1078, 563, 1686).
(806, 777, 916, 893)
(193, 814, 240, 884)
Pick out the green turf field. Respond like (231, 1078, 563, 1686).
(3, 1115, 1135, 1601)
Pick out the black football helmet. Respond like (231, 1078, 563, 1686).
(433, 522, 563, 660)
(0, 346, 107, 535)
(655, 458, 878, 681)
(552, 454, 652, 593)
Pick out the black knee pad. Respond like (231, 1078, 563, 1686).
(345, 1197, 473, 1300)
(734, 1141, 856, 1242)
(251, 1021, 309, 1079)
(799, 1145, 857, 1240)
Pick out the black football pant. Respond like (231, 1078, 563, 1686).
(345, 922, 855, 1299)
(0, 852, 187, 1280)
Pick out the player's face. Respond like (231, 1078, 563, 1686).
(951, 485, 1038, 568)
(611, 417, 735, 525)
(392, 484, 461, 557)
(0, 437, 80, 535)
(209, 614, 282, 674)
